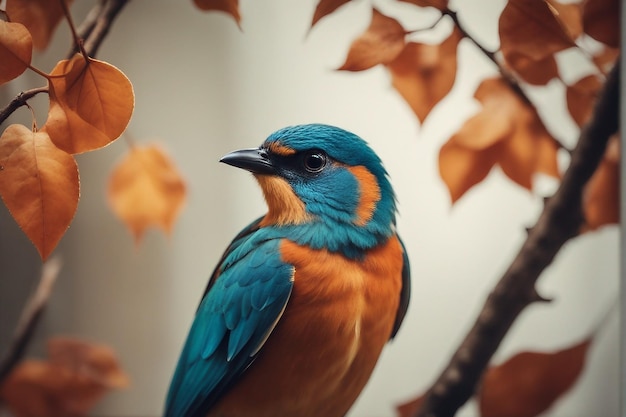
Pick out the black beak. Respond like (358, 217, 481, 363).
(220, 147, 276, 175)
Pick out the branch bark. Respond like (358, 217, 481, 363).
(414, 61, 620, 417)
(0, 258, 62, 383)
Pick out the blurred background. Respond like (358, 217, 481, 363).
(0, 0, 620, 416)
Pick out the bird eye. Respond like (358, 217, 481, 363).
(302, 151, 327, 174)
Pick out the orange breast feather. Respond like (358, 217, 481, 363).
(209, 236, 404, 417)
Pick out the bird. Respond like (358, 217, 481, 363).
(164, 123, 411, 417)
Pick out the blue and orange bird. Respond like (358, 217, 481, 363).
(164, 124, 411, 417)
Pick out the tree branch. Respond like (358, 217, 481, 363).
(0, 257, 62, 383)
(414, 61, 620, 417)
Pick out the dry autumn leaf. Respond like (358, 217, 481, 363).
(583, 134, 619, 230)
(0, 21, 33, 86)
(439, 77, 560, 203)
(193, 0, 241, 28)
(386, 27, 463, 123)
(582, 0, 619, 47)
(43, 53, 135, 154)
(0, 337, 129, 417)
(311, 0, 352, 28)
(0, 124, 79, 260)
(478, 338, 592, 417)
(499, 0, 576, 61)
(548, 0, 583, 40)
(108, 144, 187, 243)
(503, 51, 559, 86)
(5, 0, 74, 50)
(566, 74, 602, 127)
(398, 0, 449, 11)
(396, 392, 425, 417)
(592, 46, 619, 74)
(338, 8, 406, 71)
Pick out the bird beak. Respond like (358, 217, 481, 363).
(220, 147, 277, 175)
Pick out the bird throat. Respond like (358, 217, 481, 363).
(256, 175, 313, 227)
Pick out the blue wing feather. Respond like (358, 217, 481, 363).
(164, 226, 294, 417)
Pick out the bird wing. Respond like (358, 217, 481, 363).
(164, 229, 294, 417)
(390, 235, 411, 339)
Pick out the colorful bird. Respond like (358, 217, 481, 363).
(164, 124, 411, 417)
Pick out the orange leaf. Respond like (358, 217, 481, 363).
(396, 392, 426, 417)
(338, 8, 406, 71)
(582, 0, 619, 47)
(397, 0, 449, 11)
(499, 0, 576, 62)
(503, 51, 559, 86)
(0, 21, 33, 86)
(5, 0, 74, 50)
(193, 0, 241, 28)
(0, 124, 79, 260)
(566, 74, 602, 127)
(386, 27, 462, 123)
(439, 137, 500, 203)
(0, 337, 129, 417)
(107, 144, 187, 243)
(478, 338, 592, 417)
(439, 78, 560, 202)
(592, 46, 619, 73)
(47, 337, 130, 389)
(311, 0, 352, 28)
(548, 0, 583, 40)
(583, 134, 619, 230)
(43, 54, 135, 154)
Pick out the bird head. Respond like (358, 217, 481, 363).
(220, 124, 397, 257)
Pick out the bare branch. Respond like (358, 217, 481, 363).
(0, 257, 63, 383)
(414, 61, 620, 417)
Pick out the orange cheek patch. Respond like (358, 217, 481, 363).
(256, 175, 312, 227)
(348, 166, 381, 226)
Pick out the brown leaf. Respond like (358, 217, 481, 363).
(311, 0, 352, 28)
(47, 337, 130, 389)
(566, 74, 602, 127)
(548, 0, 583, 40)
(338, 8, 406, 71)
(439, 136, 500, 203)
(107, 144, 187, 243)
(397, 0, 449, 11)
(0, 338, 129, 417)
(502, 51, 559, 86)
(43, 53, 135, 154)
(5, 0, 74, 50)
(499, 0, 576, 62)
(478, 338, 592, 417)
(396, 392, 425, 417)
(0, 124, 79, 260)
(592, 46, 619, 73)
(0, 21, 33, 86)
(583, 134, 619, 230)
(439, 78, 560, 202)
(386, 27, 462, 123)
(582, 0, 619, 47)
(193, 0, 241, 28)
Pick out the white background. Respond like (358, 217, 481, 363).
(0, 1, 620, 416)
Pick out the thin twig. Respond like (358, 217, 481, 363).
(414, 61, 620, 417)
(0, 257, 63, 383)
(0, 86, 48, 126)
